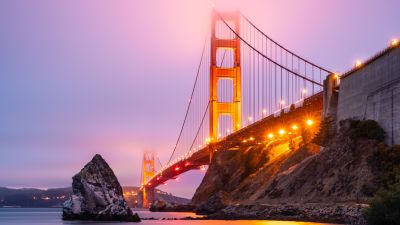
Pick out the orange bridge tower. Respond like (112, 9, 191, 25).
(209, 11, 242, 160)
(138, 151, 155, 208)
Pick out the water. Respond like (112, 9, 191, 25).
(0, 208, 340, 225)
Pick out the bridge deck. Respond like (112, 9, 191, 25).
(144, 92, 323, 189)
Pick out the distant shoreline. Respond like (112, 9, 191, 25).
(0, 206, 62, 208)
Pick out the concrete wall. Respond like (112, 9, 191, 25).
(337, 47, 400, 145)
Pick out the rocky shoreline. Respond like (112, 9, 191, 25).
(148, 202, 367, 224)
(150, 200, 195, 212)
(204, 203, 367, 225)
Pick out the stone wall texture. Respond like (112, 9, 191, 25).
(337, 46, 400, 145)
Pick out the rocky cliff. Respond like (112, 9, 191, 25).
(192, 120, 384, 224)
(62, 154, 140, 222)
(192, 138, 321, 211)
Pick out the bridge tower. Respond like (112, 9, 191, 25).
(138, 151, 155, 208)
(209, 11, 241, 160)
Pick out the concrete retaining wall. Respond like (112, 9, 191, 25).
(337, 46, 400, 145)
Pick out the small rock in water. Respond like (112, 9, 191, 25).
(62, 154, 140, 222)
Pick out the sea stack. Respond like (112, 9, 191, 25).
(62, 154, 140, 222)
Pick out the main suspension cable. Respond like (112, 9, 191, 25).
(166, 36, 208, 165)
(216, 12, 326, 87)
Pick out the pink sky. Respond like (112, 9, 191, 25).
(0, 0, 399, 198)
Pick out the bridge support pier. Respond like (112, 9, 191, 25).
(208, 144, 216, 163)
(323, 73, 339, 120)
(139, 152, 155, 208)
(138, 187, 155, 208)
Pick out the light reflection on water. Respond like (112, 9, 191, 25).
(0, 208, 341, 225)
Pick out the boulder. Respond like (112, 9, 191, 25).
(150, 200, 195, 212)
(195, 191, 229, 215)
(62, 154, 140, 222)
(150, 200, 168, 211)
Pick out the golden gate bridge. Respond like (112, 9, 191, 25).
(138, 10, 334, 207)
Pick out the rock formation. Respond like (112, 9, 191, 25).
(150, 200, 194, 212)
(192, 119, 385, 224)
(192, 140, 321, 209)
(62, 154, 140, 222)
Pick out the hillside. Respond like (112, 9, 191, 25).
(0, 186, 190, 208)
(192, 119, 386, 224)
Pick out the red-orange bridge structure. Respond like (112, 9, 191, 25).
(138, 11, 337, 208)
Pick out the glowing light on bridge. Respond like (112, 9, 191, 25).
(355, 60, 362, 68)
(139, 13, 331, 207)
(301, 89, 307, 98)
(333, 73, 339, 79)
(306, 119, 314, 126)
(391, 38, 399, 47)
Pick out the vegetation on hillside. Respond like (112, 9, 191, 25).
(312, 117, 335, 146)
(313, 118, 385, 147)
(365, 144, 400, 225)
(312, 118, 400, 224)
(340, 119, 386, 142)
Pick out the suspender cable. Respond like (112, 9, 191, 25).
(166, 36, 207, 165)
(240, 13, 332, 74)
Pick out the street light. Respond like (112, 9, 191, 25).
(333, 73, 339, 79)
(302, 89, 307, 98)
(391, 38, 399, 47)
(355, 60, 362, 68)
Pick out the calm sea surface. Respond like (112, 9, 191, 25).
(0, 208, 340, 225)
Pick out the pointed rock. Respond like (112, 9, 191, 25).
(62, 154, 140, 222)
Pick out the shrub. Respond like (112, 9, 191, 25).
(339, 119, 386, 141)
(368, 145, 400, 188)
(312, 117, 335, 147)
(364, 182, 400, 225)
(365, 145, 400, 225)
